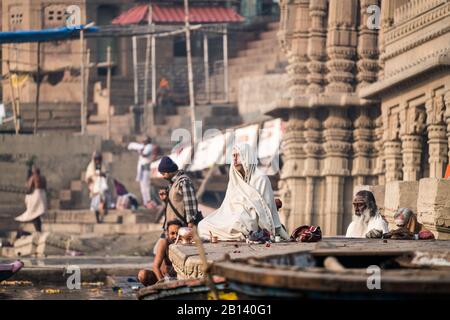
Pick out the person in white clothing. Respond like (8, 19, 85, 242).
(136, 137, 154, 207)
(346, 190, 389, 238)
(198, 143, 289, 241)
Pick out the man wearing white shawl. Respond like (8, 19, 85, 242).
(346, 190, 388, 238)
(85, 151, 110, 223)
(198, 143, 289, 241)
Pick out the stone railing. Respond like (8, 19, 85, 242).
(394, 0, 446, 25)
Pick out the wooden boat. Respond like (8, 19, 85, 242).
(210, 247, 450, 299)
(137, 276, 236, 300)
(0, 260, 24, 282)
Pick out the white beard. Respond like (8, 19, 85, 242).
(346, 209, 372, 237)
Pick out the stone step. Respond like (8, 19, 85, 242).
(237, 46, 280, 58)
(25, 222, 161, 235)
(258, 29, 279, 40)
(19, 103, 80, 111)
(246, 38, 279, 50)
(70, 180, 83, 192)
(43, 209, 130, 224)
(41, 208, 160, 224)
(267, 21, 280, 31)
(20, 110, 81, 121)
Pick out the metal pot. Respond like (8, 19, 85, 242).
(177, 227, 193, 244)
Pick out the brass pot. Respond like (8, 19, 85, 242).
(177, 227, 193, 244)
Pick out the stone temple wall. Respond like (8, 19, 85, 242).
(273, 0, 450, 237)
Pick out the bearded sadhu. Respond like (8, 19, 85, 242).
(346, 190, 389, 238)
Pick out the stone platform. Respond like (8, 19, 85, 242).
(169, 238, 450, 279)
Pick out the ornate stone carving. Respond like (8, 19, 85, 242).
(357, 0, 380, 91)
(325, 0, 358, 93)
(352, 108, 374, 179)
(303, 111, 322, 176)
(426, 95, 446, 126)
(282, 0, 311, 97)
(307, 0, 328, 94)
(401, 134, 423, 181)
(385, 1, 450, 46)
(323, 108, 352, 175)
(384, 140, 403, 182)
(281, 109, 307, 179)
(445, 91, 450, 162)
(400, 105, 427, 136)
(374, 115, 385, 183)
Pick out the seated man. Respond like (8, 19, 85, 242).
(137, 219, 182, 286)
(198, 143, 289, 241)
(346, 190, 388, 238)
(384, 207, 435, 240)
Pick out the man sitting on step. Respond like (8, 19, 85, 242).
(346, 190, 389, 238)
(137, 219, 182, 286)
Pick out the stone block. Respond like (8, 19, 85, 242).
(59, 189, 72, 201)
(417, 178, 450, 240)
(70, 180, 83, 192)
(35, 232, 70, 256)
(13, 233, 40, 257)
(384, 181, 419, 229)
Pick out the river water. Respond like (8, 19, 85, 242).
(0, 256, 151, 300)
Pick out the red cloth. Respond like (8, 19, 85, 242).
(445, 165, 450, 179)
(418, 230, 435, 240)
(291, 225, 322, 243)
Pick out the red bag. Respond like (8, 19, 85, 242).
(418, 230, 435, 240)
(291, 225, 322, 243)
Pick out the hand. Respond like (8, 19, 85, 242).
(365, 229, 383, 239)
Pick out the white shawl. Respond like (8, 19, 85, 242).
(346, 210, 389, 238)
(198, 143, 283, 240)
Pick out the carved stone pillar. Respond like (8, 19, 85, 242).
(356, 0, 379, 91)
(326, 0, 358, 93)
(352, 107, 373, 185)
(384, 111, 402, 182)
(378, 0, 395, 79)
(307, 0, 327, 94)
(303, 111, 322, 225)
(285, 1, 310, 98)
(374, 115, 385, 184)
(400, 106, 426, 181)
(426, 95, 448, 178)
(445, 91, 450, 163)
(384, 141, 403, 181)
(280, 109, 307, 233)
(323, 108, 352, 235)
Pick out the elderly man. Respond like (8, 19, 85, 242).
(198, 143, 289, 241)
(346, 190, 388, 238)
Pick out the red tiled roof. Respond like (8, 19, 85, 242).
(112, 4, 244, 25)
